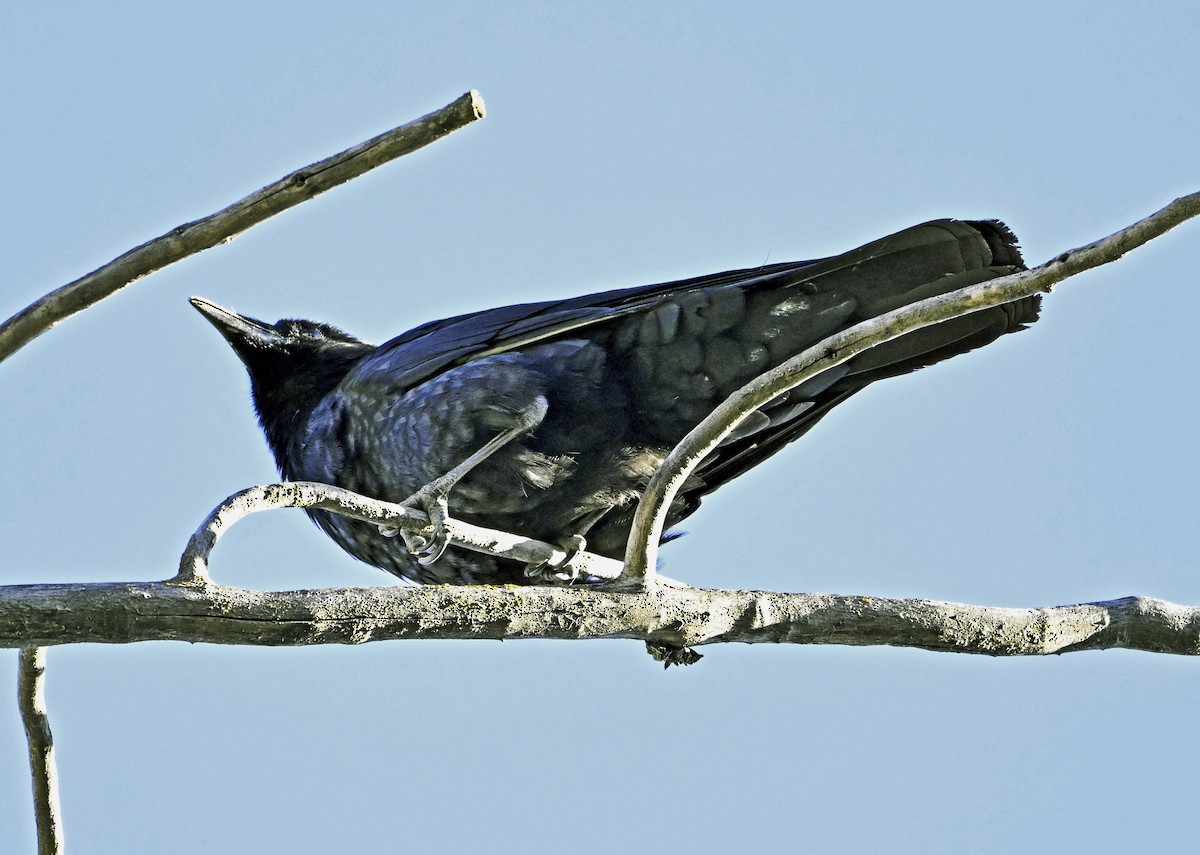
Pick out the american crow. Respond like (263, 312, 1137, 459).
(193, 219, 1038, 584)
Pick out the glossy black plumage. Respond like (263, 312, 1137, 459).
(193, 219, 1039, 584)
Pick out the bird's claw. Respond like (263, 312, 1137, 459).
(525, 534, 588, 583)
(394, 490, 452, 565)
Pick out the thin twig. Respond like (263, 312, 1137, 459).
(0, 91, 486, 364)
(622, 191, 1200, 581)
(18, 647, 64, 855)
(174, 481, 623, 585)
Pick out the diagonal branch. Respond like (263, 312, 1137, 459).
(622, 191, 1200, 581)
(0, 90, 485, 364)
(18, 647, 64, 855)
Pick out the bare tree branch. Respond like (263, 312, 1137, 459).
(622, 191, 1200, 580)
(175, 481, 623, 586)
(0, 90, 485, 364)
(2, 583, 1199, 656)
(18, 647, 64, 855)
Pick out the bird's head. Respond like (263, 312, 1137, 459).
(190, 297, 373, 470)
(190, 297, 368, 365)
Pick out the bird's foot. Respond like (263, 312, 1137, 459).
(394, 489, 453, 565)
(525, 534, 589, 584)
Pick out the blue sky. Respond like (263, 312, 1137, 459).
(2, 2, 1198, 852)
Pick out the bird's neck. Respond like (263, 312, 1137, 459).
(250, 347, 368, 479)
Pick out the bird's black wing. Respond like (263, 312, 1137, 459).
(349, 257, 830, 390)
(353, 218, 1031, 392)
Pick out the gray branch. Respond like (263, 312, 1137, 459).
(2, 582, 1198, 656)
(622, 190, 1200, 579)
(0, 90, 485, 364)
(18, 647, 64, 855)
(175, 481, 624, 585)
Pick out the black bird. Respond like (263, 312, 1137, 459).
(193, 219, 1038, 585)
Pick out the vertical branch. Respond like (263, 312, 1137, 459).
(18, 647, 64, 855)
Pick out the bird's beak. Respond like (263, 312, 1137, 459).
(190, 297, 286, 351)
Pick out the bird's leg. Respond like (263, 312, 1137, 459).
(398, 396, 549, 564)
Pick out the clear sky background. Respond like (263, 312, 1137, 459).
(2, 3, 1198, 852)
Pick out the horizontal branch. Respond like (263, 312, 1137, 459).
(623, 190, 1200, 579)
(1, 581, 1198, 656)
(0, 91, 485, 364)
